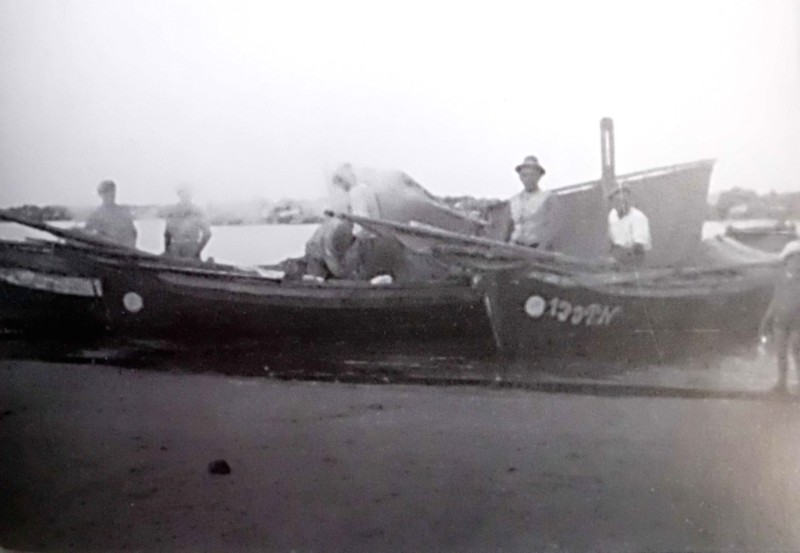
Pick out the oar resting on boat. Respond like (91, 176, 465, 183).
(325, 211, 780, 288)
(0, 212, 287, 281)
(0, 211, 158, 258)
(331, 211, 613, 273)
(430, 242, 779, 290)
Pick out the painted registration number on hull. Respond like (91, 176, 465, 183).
(524, 295, 621, 326)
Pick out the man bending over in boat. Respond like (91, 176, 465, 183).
(607, 184, 651, 265)
(304, 214, 357, 281)
(162, 185, 212, 260)
(759, 240, 800, 395)
(506, 155, 563, 250)
(84, 179, 137, 248)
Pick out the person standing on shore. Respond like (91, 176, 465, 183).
(759, 240, 800, 394)
(84, 179, 137, 248)
(506, 155, 562, 250)
(163, 185, 212, 259)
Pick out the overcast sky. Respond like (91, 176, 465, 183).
(1, 0, 798, 207)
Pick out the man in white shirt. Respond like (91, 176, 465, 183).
(330, 163, 400, 280)
(332, 163, 382, 229)
(506, 155, 562, 250)
(607, 184, 652, 264)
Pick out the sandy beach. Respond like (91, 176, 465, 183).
(2, 359, 800, 552)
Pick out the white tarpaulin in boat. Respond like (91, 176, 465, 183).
(328, 167, 486, 235)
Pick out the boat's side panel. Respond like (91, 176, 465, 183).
(486, 269, 773, 360)
(91, 258, 490, 343)
(0, 242, 105, 335)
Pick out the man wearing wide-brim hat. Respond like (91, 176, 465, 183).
(607, 183, 652, 265)
(506, 155, 562, 250)
(759, 240, 800, 395)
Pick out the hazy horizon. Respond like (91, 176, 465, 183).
(2, 1, 799, 208)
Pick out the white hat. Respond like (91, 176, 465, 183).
(780, 240, 800, 261)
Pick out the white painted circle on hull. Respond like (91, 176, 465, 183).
(524, 295, 546, 318)
(123, 292, 144, 313)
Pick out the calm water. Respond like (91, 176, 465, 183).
(0, 220, 318, 267)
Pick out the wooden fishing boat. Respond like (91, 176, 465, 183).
(1, 119, 773, 359)
(333, 119, 778, 361)
(43, 241, 490, 345)
(345, 158, 717, 270)
(0, 214, 491, 345)
(0, 240, 105, 335)
(343, 209, 779, 359)
(480, 257, 776, 360)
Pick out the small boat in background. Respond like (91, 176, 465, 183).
(724, 220, 798, 253)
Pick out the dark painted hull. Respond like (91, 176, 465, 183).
(483, 265, 776, 360)
(0, 241, 106, 335)
(57, 245, 491, 345)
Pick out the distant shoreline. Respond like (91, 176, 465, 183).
(4, 187, 800, 225)
(0, 203, 325, 226)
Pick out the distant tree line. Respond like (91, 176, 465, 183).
(0, 204, 73, 222)
(0, 200, 325, 225)
(711, 188, 800, 220)
(5, 189, 797, 225)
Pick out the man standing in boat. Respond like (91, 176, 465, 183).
(759, 240, 800, 395)
(84, 179, 137, 248)
(329, 163, 401, 280)
(607, 184, 651, 265)
(162, 185, 212, 260)
(506, 155, 562, 250)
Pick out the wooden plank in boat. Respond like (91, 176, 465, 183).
(0, 268, 101, 297)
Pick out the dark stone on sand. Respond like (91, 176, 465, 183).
(208, 459, 231, 475)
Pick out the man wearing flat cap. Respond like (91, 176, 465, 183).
(607, 184, 651, 264)
(506, 155, 562, 250)
(84, 179, 137, 248)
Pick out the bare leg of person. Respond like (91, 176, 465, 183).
(790, 329, 800, 395)
(774, 327, 790, 393)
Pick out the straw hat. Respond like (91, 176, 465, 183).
(515, 155, 546, 175)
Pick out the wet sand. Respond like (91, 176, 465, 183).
(2, 359, 800, 552)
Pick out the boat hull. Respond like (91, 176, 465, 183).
(484, 266, 775, 360)
(0, 241, 106, 335)
(63, 246, 491, 346)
